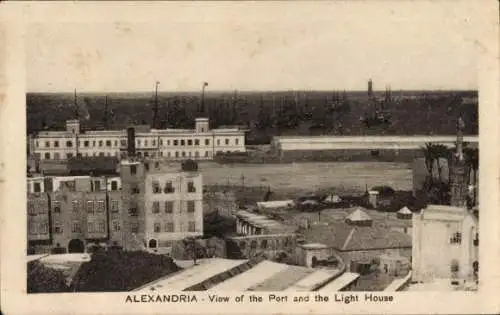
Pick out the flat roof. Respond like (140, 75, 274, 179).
(135, 258, 248, 292)
(318, 272, 360, 291)
(284, 269, 338, 291)
(208, 261, 289, 291)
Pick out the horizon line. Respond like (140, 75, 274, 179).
(26, 88, 479, 94)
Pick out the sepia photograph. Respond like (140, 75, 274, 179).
(1, 1, 499, 314)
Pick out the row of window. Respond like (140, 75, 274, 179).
(36, 137, 241, 149)
(28, 222, 49, 234)
(151, 181, 196, 194)
(151, 200, 196, 213)
(38, 200, 120, 214)
(152, 221, 196, 233)
(239, 238, 293, 250)
(40, 150, 225, 160)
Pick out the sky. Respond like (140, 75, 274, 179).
(25, 1, 480, 93)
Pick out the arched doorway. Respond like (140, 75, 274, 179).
(149, 239, 158, 249)
(68, 239, 85, 253)
(311, 256, 318, 268)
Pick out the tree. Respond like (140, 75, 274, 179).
(421, 143, 437, 185)
(27, 261, 69, 293)
(432, 144, 450, 183)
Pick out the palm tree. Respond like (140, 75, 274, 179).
(421, 143, 437, 184)
(433, 144, 449, 183)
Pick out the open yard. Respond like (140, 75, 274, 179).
(199, 161, 412, 195)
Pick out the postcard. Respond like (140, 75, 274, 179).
(0, 1, 499, 314)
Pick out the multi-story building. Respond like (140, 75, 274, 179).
(29, 117, 246, 161)
(411, 119, 479, 289)
(119, 158, 203, 253)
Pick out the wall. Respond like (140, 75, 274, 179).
(340, 248, 412, 272)
(226, 234, 297, 260)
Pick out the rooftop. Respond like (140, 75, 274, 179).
(235, 210, 296, 234)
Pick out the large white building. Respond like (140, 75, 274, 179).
(411, 205, 478, 287)
(29, 117, 246, 161)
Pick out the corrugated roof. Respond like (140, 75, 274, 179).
(301, 221, 411, 251)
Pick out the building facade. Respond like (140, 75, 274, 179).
(30, 118, 246, 161)
(411, 205, 479, 285)
(27, 159, 204, 254)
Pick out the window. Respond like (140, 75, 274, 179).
(164, 181, 174, 193)
(450, 232, 462, 244)
(54, 224, 62, 234)
(159, 139, 163, 146)
(181, 140, 185, 146)
(44, 153, 51, 160)
(28, 201, 36, 216)
(97, 200, 105, 212)
(154, 223, 161, 233)
(136, 139, 141, 147)
(152, 201, 160, 213)
(235, 139, 239, 145)
(34, 182, 41, 193)
(111, 200, 119, 212)
(92, 140, 96, 147)
(144, 163, 150, 171)
(239, 241, 246, 249)
(217, 139, 220, 145)
(66, 141, 73, 148)
(155, 162, 159, 169)
(173, 140, 178, 146)
(45, 141, 50, 148)
(53, 152, 61, 159)
(93, 180, 101, 191)
(131, 184, 140, 194)
(71, 222, 80, 233)
(261, 239, 268, 249)
(474, 233, 479, 246)
(87, 222, 95, 233)
(67, 153, 74, 159)
(152, 140, 156, 146)
(114, 140, 118, 147)
(144, 152, 149, 158)
(120, 139, 127, 147)
(111, 181, 118, 191)
(36, 141, 39, 148)
(39, 223, 48, 234)
(187, 139, 192, 146)
(187, 181, 196, 193)
(225, 138, 229, 145)
(98, 140, 103, 147)
(149, 239, 158, 248)
(250, 240, 257, 249)
(72, 200, 79, 212)
(52, 201, 61, 213)
(130, 223, 139, 233)
(205, 151, 209, 157)
(152, 181, 160, 193)
(106, 140, 112, 147)
(195, 151, 199, 158)
(167, 140, 171, 146)
(130, 165, 137, 175)
(165, 222, 174, 232)
(175, 151, 179, 158)
(182, 151, 186, 157)
(98, 221, 106, 233)
(87, 201, 94, 214)
(165, 201, 174, 213)
(129, 207, 138, 216)
(187, 201, 195, 213)
(112, 220, 120, 231)
(54, 141, 60, 148)
(29, 222, 37, 234)
(188, 221, 196, 232)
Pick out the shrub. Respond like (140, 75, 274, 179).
(70, 251, 180, 292)
(27, 261, 69, 293)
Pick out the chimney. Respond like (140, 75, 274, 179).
(368, 190, 379, 208)
(127, 127, 136, 158)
